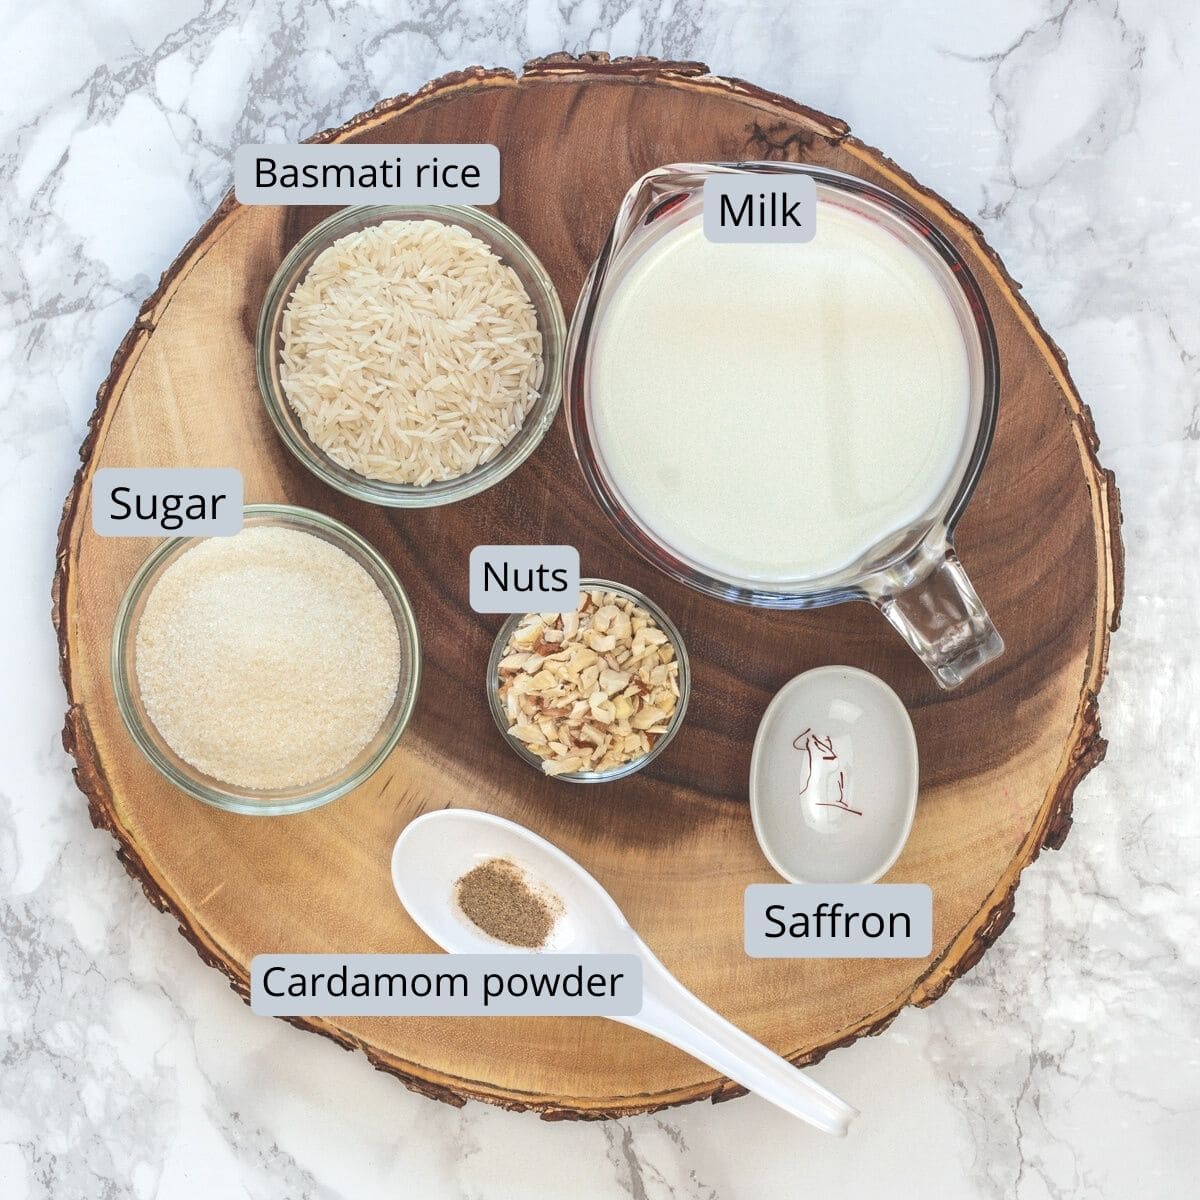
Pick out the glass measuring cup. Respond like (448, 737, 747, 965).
(565, 162, 1003, 689)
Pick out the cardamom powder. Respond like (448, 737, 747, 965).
(454, 858, 562, 948)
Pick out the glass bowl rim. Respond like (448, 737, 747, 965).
(255, 203, 566, 509)
(110, 503, 422, 815)
(486, 577, 691, 784)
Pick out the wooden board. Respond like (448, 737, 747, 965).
(52, 53, 1122, 1119)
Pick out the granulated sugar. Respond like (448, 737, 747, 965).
(134, 525, 401, 790)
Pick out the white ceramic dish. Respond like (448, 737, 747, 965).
(749, 666, 919, 884)
(392, 809, 857, 1135)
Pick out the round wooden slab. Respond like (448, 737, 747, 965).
(54, 54, 1122, 1118)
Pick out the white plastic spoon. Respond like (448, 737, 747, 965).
(392, 809, 857, 1136)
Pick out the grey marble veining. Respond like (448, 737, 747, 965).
(2, 2, 1197, 1197)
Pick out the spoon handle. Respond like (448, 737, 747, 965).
(619, 948, 857, 1136)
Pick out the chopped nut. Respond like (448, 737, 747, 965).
(511, 620, 544, 648)
(630, 704, 670, 730)
(598, 667, 631, 695)
(544, 755, 586, 777)
(510, 723, 546, 745)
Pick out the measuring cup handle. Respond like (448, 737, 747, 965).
(874, 544, 1003, 689)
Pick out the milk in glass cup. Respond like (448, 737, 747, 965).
(565, 163, 1003, 689)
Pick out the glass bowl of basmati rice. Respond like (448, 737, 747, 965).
(256, 205, 565, 507)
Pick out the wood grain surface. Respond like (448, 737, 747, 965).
(53, 53, 1122, 1118)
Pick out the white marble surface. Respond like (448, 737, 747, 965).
(2, 1, 1197, 1196)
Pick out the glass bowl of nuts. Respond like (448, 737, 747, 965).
(487, 579, 690, 783)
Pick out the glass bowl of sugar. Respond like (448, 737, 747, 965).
(111, 504, 421, 815)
